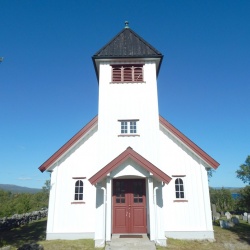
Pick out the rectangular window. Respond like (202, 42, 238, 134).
(111, 65, 144, 82)
(118, 120, 139, 135)
(130, 121, 137, 133)
(121, 121, 128, 134)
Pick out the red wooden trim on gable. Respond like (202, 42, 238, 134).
(159, 116, 219, 169)
(89, 147, 172, 185)
(38, 116, 98, 173)
(38, 114, 218, 176)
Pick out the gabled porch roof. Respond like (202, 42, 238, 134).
(89, 147, 172, 185)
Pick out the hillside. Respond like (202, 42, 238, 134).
(0, 184, 41, 194)
(211, 187, 243, 193)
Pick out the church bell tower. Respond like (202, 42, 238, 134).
(92, 22, 163, 162)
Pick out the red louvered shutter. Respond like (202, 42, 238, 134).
(112, 67, 121, 82)
(134, 67, 143, 82)
(123, 67, 132, 82)
(112, 65, 143, 82)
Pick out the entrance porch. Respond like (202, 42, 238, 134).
(94, 175, 167, 248)
(88, 147, 171, 248)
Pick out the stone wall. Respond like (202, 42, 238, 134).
(0, 209, 47, 231)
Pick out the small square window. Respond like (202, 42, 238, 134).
(119, 120, 139, 135)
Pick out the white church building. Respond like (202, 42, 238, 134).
(39, 22, 219, 247)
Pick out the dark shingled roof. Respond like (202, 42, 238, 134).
(93, 27, 163, 58)
(92, 25, 163, 80)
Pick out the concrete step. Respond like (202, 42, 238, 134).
(105, 234, 156, 250)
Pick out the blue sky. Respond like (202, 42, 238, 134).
(0, 0, 249, 189)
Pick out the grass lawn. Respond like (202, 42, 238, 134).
(0, 219, 249, 250)
(0, 218, 99, 250)
(157, 221, 250, 250)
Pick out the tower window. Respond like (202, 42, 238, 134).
(130, 121, 137, 133)
(121, 121, 137, 134)
(111, 65, 143, 82)
(118, 120, 139, 135)
(121, 121, 128, 133)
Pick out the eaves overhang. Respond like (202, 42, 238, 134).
(92, 55, 163, 82)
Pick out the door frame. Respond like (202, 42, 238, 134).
(112, 178, 147, 234)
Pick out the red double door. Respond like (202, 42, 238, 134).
(112, 179, 147, 234)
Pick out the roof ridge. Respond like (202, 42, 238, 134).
(93, 27, 126, 57)
(93, 27, 163, 58)
(127, 28, 162, 55)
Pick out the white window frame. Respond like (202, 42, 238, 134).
(118, 119, 139, 136)
(71, 177, 86, 204)
(175, 178, 184, 199)
(172, 175, 188, 202)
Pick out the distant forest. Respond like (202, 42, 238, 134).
(0, 182, 49, 217)
(0, 184, 244, 218)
